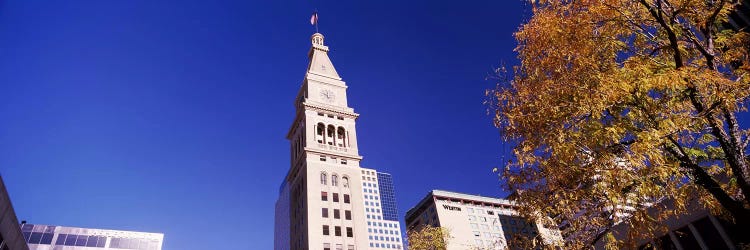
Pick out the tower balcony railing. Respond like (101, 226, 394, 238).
(318, 143, 348, 152)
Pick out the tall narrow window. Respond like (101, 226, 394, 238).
(332, 175, 339, 186)
(333, 193, 339, 202)
(345, 210, 352, 220)
(321, 192, 328, 201)
(334, 209, 340, 219)
(327, 125, 336, 145)
(322, 208, 329, 218)
(323, 225, 330, 235)
(320, 173, 327, 185)
(335, 226, 342, 236)
(344, 194, 350, 203)
(324, 243, 331, 250)
(337, 127, 346, 147)
(342, 176, 349, 187)
(317, 122, 326, 144)
(346, 227, 353, 237)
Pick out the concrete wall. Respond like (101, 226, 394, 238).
(0, 176, 29, 250)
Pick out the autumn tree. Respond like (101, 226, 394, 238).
(490, 0, 750, 248)
(406, 225, 451, 250)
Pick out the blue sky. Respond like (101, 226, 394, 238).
(0, 1, 529, 249)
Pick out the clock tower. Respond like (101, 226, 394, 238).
(274, 32, 404, 250)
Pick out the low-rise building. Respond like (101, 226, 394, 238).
(20, 224, 163, 250)
(593, 198, 743, 249)
(405, 190, 561, 250)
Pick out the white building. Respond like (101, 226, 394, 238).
(273, 32, 403, 250)
(21, 223, 163, 250)
(405, 190, 562, 250)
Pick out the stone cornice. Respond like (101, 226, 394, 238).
(305, 146, 363, 160)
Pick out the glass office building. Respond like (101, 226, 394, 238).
(21, 224, 163, 250)
(376, 173, 398, 222)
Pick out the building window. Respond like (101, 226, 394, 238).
(333, 193, 339, 202)
(323, 225, 330, 235)
(344, 194, 350, 203)
(335, 226, 342, 236)
(324, 243, 331, 250)
(342, 176, 349, 187)
(346, 227, 353, 237)
(322, 208, 329, 218)
(321, 173, 327, 185)
(334, 209, 340, 219)
(345, 210, 352, 220)
(332, 175, 339, 186)
(347, 245, 355, 250)
(341, 159, 347, 165)
(336, 244, 343, 250)
(322, 191, 328, 201)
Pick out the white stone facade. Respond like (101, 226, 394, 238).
(274, 33, 402, 250)
(405, 190, 562, 250)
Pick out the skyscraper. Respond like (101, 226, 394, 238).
(273, 33, 403, 250)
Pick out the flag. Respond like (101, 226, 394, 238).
(310, 12, 318, 26)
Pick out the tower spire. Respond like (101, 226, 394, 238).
(307, 32, 341, 80)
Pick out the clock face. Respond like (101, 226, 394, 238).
(320, 89, 335, 103)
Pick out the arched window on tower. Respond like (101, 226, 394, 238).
(327, 125, 336, 145)
(342, 176, 349, 188)
(320, 172, 327, 185)
(331, 174, 339, 187)
(337, 127, 346, 147)
(317, 123, 325, 143)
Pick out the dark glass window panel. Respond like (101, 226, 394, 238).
(346, 227, 353, 237)
(335, 226, 341, 236)
(321, 192, 328, 201)
(674, 226, 701, 250)
(86, 235, 99, 247)
(111, 238, 121, 248)
(29, 232, 43, 244)
(323, 225, 330, 235)
(22, 232, 31, 242)
(56, 234, 67, 245)
(75, 234, 88, 246)
(344, 194, 350, 203)
(40, 233, 54, 244)
(693, 217, 730, 249)
(137, 239, 149, 249)
(64, 234, 77, 245)
(121, 238, 132, 249)
(345, 210, 351, 220)
(656, 235, 677, 250)
(129, 238, 140, 249)
(333, 193, 339, 202)
(97, 237, 107, 247)
(322, 208, 329, 218)
(119, 238, 131, 249)
(334, 209, 340, 219)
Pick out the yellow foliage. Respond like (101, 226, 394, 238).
(406, 225, 451, 250)
(492, 0, 750, 248)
